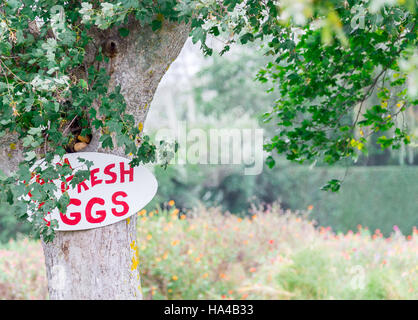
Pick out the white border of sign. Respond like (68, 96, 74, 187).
(28, 152, 158, 231)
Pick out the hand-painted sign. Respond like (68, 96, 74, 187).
(27, 152, 158, 231)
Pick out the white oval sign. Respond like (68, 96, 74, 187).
(27, 152, 158, 231)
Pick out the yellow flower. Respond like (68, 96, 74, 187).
(202, 273, 209, 279)
(172, 208, 180, 215)
(146, 234, 152, 241)
(172, 275, 178, 281)
(138, 209, 147, 216)
(171, 240, 180, 246)
(168, 200, 175, 206)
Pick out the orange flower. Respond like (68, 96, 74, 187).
(180, 214, 186, 220)
(172, 275, 178, 281)
(172, 209, 180, 215)
(202, 273, 209, 279)
(168, 200, 175, 206)
(249, 267, 256, 273)
(307, 205, 314, 211)
(241, 294, 249, 299)
(219, 273, 227, 279)
(146, 234, 152, 240)
(138, 209, 147, 216)
(171, 240, 180, 246)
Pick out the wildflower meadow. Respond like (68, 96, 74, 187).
(1, 203, 416, 300)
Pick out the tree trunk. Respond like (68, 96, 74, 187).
(27, 19, 188, 299)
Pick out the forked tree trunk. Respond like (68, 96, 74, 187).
(3, 18, 189, 299)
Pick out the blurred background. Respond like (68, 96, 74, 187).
(146, 39, 418, 238)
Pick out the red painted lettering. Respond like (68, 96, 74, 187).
(60, 198, 82, 225)
(77, 180, 89, 193)
(119, 162, 133, 183)
(57, 158, 73, 169)
(85, 197, 106, 223)
(61, 175, 74, 193)
(35, 175, 45, 185)
(111, 191, 129, 217)
(90, 168, 103, 187)
(104, 163, 117, 184)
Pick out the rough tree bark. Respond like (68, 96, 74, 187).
(1, 18, 189, 299)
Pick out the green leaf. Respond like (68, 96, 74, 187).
(151, 20, 162, 31)
(24, 151, 37, 162)
(266, 156, 276, 169)
(79, 79, 88, 89)
(191, 27, 206, 44)
(118, 28, 130, 37)
(100, 134, 114, 149)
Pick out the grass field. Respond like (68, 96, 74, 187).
(1, 203, 417, 300)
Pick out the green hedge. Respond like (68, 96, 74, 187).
(149, 164, 418, 237)
(272, 166, 418, 236)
